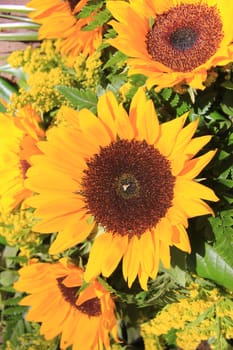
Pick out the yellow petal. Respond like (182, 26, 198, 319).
(172, 224, 191, 253)
(174, 197, 215, 218)
(166, 205, 188, 226)
(107, 1, 135, 24)
(115, 104, 135, 140)
(175, 177, 219, 202)
(102, 234, 128, 277)
(170, 152, 189, 176)
(138, 266, 149, 291)
(156, 217, 173, 243)
(159, 241, 171, 269)
(49, 215, 95, 254)
(156, 114, 187, 156)
(30, 197, 85, 219)
(130, 88, 160, 144)
(122, 235, 140, 288)
(139, 230, 155, 275)
(97, 91, 118, 139)
(169, 119, 199, 159)
(77, 109, 112, 148)
(184, 135, 212, 158)
(179, 150, 217, 178)
(84, 233, 113, 282)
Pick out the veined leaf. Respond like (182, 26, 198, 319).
(3, 296, 22, 306)
(77, 0, 102, 18)
(196, 210, 233, 291)
(196, 243, 233, 291)
(3, 305, 28, 316)
(82, 8, 111, 31)
(56, 86, 97, 112)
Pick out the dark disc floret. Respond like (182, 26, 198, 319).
(82, 139, 175, 237)
(20, 159, 30, 179)
(66, 0, 80, 12)
(146, 3, 223, 72)
(57, 277, 101, 316)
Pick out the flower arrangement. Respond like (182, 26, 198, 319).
(0, 1, 233, 350)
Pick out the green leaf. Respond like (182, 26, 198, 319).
(56, 86, 98, 112)
(196, 243, 233, 291)
(2, 318, 29, 348)
(0, 77, 18, 103)
(0, 270, 18, 287)
(0, 32, 38, 41)
(220, 103, 233, 116)
(0, 286, 15, 293)
(103, 51, 128, 70)
(161, 88, 173, 101)
(170, 93, 180, 107)
(195, 210, 233, 291)
(3, 296, 22, 306)
(221, 81, 233, 90)
(3, 305, 28, 316)
(82, 8, 111, 31)
(77, 0, 102, 18)
(0, 234, 7, 245)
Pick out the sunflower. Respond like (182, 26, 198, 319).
(14, 259, 117, 350)
(106, 0, 233, 90)
(0, 106, 45, 213)
(25, 88, 218, 289)
(27, 0, 102, 56)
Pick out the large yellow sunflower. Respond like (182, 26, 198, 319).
(107, 0, 233, 90)
(27, 0, 102, 56)
(0, 106, 45, 213)
(14, 259, 117, 350)
(25, 88, 218, 289)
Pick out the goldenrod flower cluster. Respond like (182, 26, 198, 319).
(141, 283, 233, 350)
(70, 51, 102, 89)
(8, 40, 60, 74)
(7, 42, 102, 114)
(5, 323, 56, 350)
(7, 67, 73, 114)
(0, 209, 41, 258)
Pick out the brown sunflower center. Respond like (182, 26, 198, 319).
(169, 27, 198, 51)
(57, 277, 101, 316)
(66, 0, 80, 12)
(115, 173, 140, 200)
(82, 139, 175, 237)
(146, 4, 223, 72)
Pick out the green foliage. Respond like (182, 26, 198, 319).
(196, 210, 233, 291)
(77, 0, 103, 19)
(149, 86, 193, 121)
(75, 0, 111, 38)
(82, 8, 111, 31)
(0, 77, 18, 103)
(56, 85, 98, 113)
